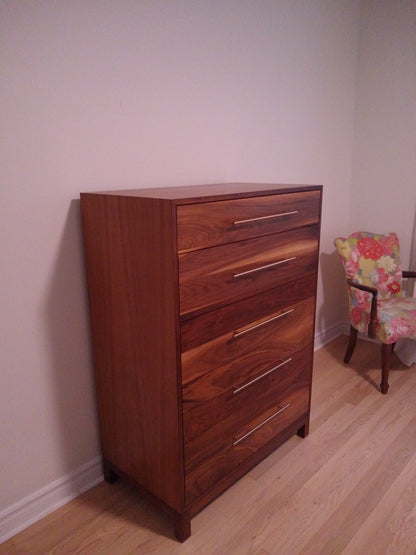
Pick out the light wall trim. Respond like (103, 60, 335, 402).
(0, 457, 103, 544)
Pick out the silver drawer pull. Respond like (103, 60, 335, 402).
(232, 404, 290, 446)
(232, 358, 292, 394)
(233, 256, 296, 279)
(233, 210, 298, 226)
(233, 308, 294, 339)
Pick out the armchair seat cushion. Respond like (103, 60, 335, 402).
(375, 297, 416, 344)
(350, 292, 416, 343)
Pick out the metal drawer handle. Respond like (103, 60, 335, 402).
(233, 210, 298, 226)
(232, 358, 292, 394)
(232, 404, 290, 446)
(233, 256, 296, 279)
(233, 308, 294, 339)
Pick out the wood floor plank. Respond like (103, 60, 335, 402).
(218, 373, 416, 552)
(342, 443, 416, 555)
(256, 376, 416, 553)
(1, 336, 416, 554)
(299, 413, 416, 554)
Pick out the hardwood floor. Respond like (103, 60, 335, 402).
(2, 335, 416, 554)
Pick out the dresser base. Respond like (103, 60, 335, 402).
(102, 413, 309, 542)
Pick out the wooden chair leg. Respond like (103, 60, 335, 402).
(344, 325, 358, 363)
(381, 343, 393, 394)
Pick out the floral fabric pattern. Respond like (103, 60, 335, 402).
(334, 232, 416, 344)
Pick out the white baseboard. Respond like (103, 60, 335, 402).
(314, 321, 348, 351)
(0, 456, 103, 544)
(0, 325, 348, 545)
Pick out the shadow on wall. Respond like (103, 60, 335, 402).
(317, 249, 348, 340)
(43, 199, 100, 475)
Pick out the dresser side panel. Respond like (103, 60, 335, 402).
(81, 194, 184, 511)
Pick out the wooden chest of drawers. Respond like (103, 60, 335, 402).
(81, 183, 322, 541)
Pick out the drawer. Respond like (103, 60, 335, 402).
(177, 190, 321, 252)
(181, 274, 316, 354)
(179, 225, 319, 316)
(184, 383, 310, 504)
(183, 344, 312, 442)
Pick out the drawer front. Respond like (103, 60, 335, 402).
(183, 344, 312, 442)
(177, 190, 321, 252)
(184, 382, 310, 504)
(181, 274, 316, 354)
(179, 225, 319, 316)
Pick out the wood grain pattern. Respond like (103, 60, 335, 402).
(183, 344, 313, 442)
(179, 225, 319, 316)
(180, 274, 316, 351)
(181, 297, 315, 397)
(79, 184, 321, 541)
(89, 182, 322, 201)
(81, 194, 184, 512)
(177, 190, 321, 251)
(184, 384, 310, 504)
(184, 358, 310, 470)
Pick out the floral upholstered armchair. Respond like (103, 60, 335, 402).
(334, 231, 416, 393)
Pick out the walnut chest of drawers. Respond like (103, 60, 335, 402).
(81, 183, 322, 541)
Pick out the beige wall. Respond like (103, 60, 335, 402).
(351, 0, 416, 266)
(1, 0, 413, 539)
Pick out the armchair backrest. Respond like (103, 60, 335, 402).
(334, 231, 403, 299)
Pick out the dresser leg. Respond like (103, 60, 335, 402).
(103, 460, 119, 484)
(174, 511, 191, 542)
(297, 421, 309, 438)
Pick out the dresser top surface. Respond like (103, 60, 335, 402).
(81, 183, 322, 203)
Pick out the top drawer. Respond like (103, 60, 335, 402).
(177, 190, 321, 252)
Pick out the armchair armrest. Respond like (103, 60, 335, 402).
(347, 279, 378, 339)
